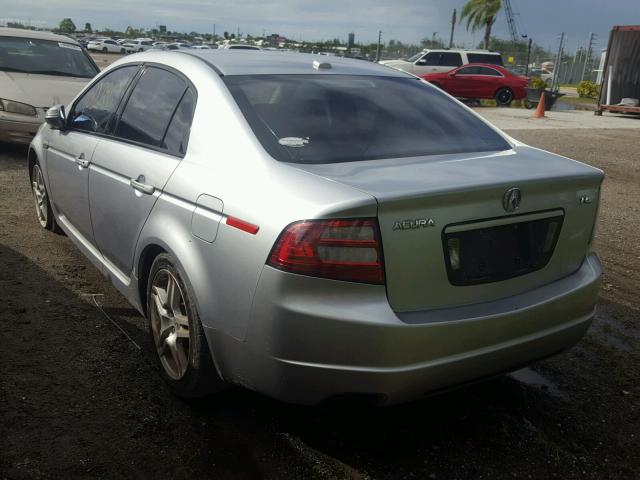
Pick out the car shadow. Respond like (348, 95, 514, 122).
(2, 241, 637, 479)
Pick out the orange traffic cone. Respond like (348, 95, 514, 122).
(533, 91, 546, 118)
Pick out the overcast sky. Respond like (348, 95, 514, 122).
(1, 0, 638, 52)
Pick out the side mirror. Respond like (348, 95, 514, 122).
(416, 59, 427, 66)
(45, 105, 66, 130)
(448, 71, 456, 77)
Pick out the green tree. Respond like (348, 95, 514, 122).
(84, 22, 92, 33)
(7, 22, 26, 29)
(460, 0, 501, 50)
(58, 18, 76, 33)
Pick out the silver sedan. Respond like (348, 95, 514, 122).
(28, 50, 603, 405)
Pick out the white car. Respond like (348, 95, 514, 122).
(380, 49, 503, 75)
(0, 27, 98, 143)
(122, 39, 154, 52)
(87, 39, 130, 54)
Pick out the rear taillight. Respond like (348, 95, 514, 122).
(267, 219, 385, 284)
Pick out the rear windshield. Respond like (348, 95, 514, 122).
(224, 75, 510, 164)
(467, 53, 503, 66)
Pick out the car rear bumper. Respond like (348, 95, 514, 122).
(0, 118, 41, 144)
(207, 253, 601, 405)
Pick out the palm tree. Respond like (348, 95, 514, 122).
(460, 0, 502, 50)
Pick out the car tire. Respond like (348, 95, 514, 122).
(30, 162, 61, 233)
(120, 48, 125, 53)
(147, 253, 227, 398)
(495, 87, 514, 106)
(102, 47, 108, 53)
(138, 48, 143, 52)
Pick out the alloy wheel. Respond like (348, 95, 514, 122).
(150, 269, 191, 380)
(31, 165, 48, 228)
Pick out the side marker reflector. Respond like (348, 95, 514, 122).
(226, 216, 259, 235)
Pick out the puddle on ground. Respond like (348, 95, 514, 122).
(509, 368, 567, 399)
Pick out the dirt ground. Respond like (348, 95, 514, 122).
(0, 129, 638, 480)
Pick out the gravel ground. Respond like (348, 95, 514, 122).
(0, 129, 638, 479)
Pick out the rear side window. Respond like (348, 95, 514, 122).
(115, 67, 187, 148)
(70, 65, 138, 133)
(163, 88, 196, 155)
(477, 66, 502, 76)
(467, 54, 503, 66)
(439, 52, 463, 67)
(224, 75, 510, 164)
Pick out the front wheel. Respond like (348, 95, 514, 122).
(102, 47, 108, 53)
(120, 48, 125, 53)
(147, 253, 226, 397)
(495, 87, 514, 106)
(30, 163, 60, 232)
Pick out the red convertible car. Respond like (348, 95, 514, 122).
(421, 64, 529, 106)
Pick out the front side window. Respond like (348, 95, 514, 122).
(115, 67, 187, 148)
(0, 36, 99, 78)
(457, 66, 479, 75)
(224, 75, 510, 164)
(421, 52, 441, 66)
(70, 66, 138, 133)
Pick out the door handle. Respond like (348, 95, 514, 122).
(75, 154, 90, 168)
(130, 176, 155, 195)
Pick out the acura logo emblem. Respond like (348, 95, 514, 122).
(503, 187, 522, 212)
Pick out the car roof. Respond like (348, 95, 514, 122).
(0, 27, 80, 45)
(181, 50, 411, 77)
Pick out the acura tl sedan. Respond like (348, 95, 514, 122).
(28, 50, 603, 405)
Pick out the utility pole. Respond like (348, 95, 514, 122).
(525, 37, 532, 76)
(432, 31, 438, 45)
(551, 32, 565, 92)
(449, 8, 456, 48)
(580, 32, 595, 82)
(375, 30, 382, 62)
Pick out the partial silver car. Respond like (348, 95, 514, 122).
(28, 50, 603, 405)
(0, 27, 99, 144)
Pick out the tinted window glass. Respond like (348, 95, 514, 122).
(163, 88, 196, 155)
(71, 66, 137, 132)
(224, 75, 510, 164)
(0, 36, 98, 78)
(477, 66, 502, 76)
(439, 52, 463, 67)
(457, 66, 479, 75)
(467, 53, 503, 66)
(115, 67, 186, 148)
(422, 52, 441, 65)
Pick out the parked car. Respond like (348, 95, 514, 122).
(529, 68, 554, 84)
(123, 39, 155, 52)
(421, 64, 529, 106)
(191, 45, 212, 49)
(380, 48, 503, 76)
(87, 39, 130, 54)
(0, 27, 99, 144)
(30, 51, 603, 405)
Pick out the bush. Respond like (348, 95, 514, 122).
(577, 80, 598, 99)
(530, 76, 548, 89)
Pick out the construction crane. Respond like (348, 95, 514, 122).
(503, 0, 519, 42)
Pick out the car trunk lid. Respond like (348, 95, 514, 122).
(288, 146, 603, 311)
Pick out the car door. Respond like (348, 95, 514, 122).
(413, 52, 443, 75)
(89, 66, 196, 275)
(46, 65, 140, 244)
(449, 66, 479, 97)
